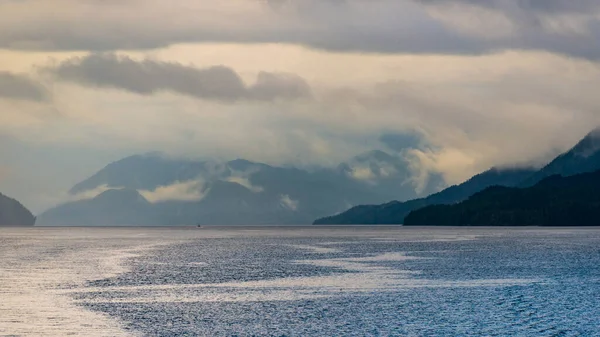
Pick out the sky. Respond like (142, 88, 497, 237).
(2, 0, 600, 213)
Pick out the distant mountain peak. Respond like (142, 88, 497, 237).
(352, 149, 395, 163)
(572, 127, 600, 157)
(517, 127, 600, 187)
(139, 151, 165, 158)
(587, 126, 600, 136)
(226, 159, 265, 171)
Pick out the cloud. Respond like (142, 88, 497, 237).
(421, 0, 600, 35)
(29, 184, 122, 212)
(345, 154, 400, 183)
(42, 180, 208, 205)
(1, 1, 600, 58)
(0, 71, 47, 101)
(225, 176, 264, 193)
(279, 194, 299, 211)
(138, 180, 207, 203)
(47, 53, 311, 102)
(248, 72, 312, 101)
(67, 184, 115, 202)
(349, 167, 377, 181)
(0, 165, 11, 182)
(419, 0, 600, 14)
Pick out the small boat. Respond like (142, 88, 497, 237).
(196, 224, 203, 228)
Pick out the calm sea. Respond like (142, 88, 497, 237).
(1, 227, 599, 336)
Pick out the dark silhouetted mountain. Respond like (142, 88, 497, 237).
(521, 128, 600, 186)
(0, 193, 36, 226)
(38, 150, 436, 226)
(404, 170, 600, 226)
(313, 167, 536, 225)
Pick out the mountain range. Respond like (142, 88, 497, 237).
(0, 193, 36, 226)
(314, 128, 600, 225)
(22, 127, 600, 226)
(37, 150, 441, 226)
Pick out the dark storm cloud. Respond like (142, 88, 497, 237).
(416, 0, 600, 59)
(0, 71, 47, 102)
(48, 54, 311, 102)
(1, 1, 600, 59)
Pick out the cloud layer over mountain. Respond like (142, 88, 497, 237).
(2, 0, 600, 213)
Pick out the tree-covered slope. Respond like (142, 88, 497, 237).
(0, 193, 36, 226)
(521, 128, 600, 187)
(404, 170, 600, 226)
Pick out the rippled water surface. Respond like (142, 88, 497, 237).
(1, 227, 599, 336)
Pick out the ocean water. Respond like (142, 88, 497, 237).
(1, 227, 599, 336)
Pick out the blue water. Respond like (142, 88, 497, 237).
(1, 227, 599, 336)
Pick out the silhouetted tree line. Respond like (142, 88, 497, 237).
(404, 171, 600, 226)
